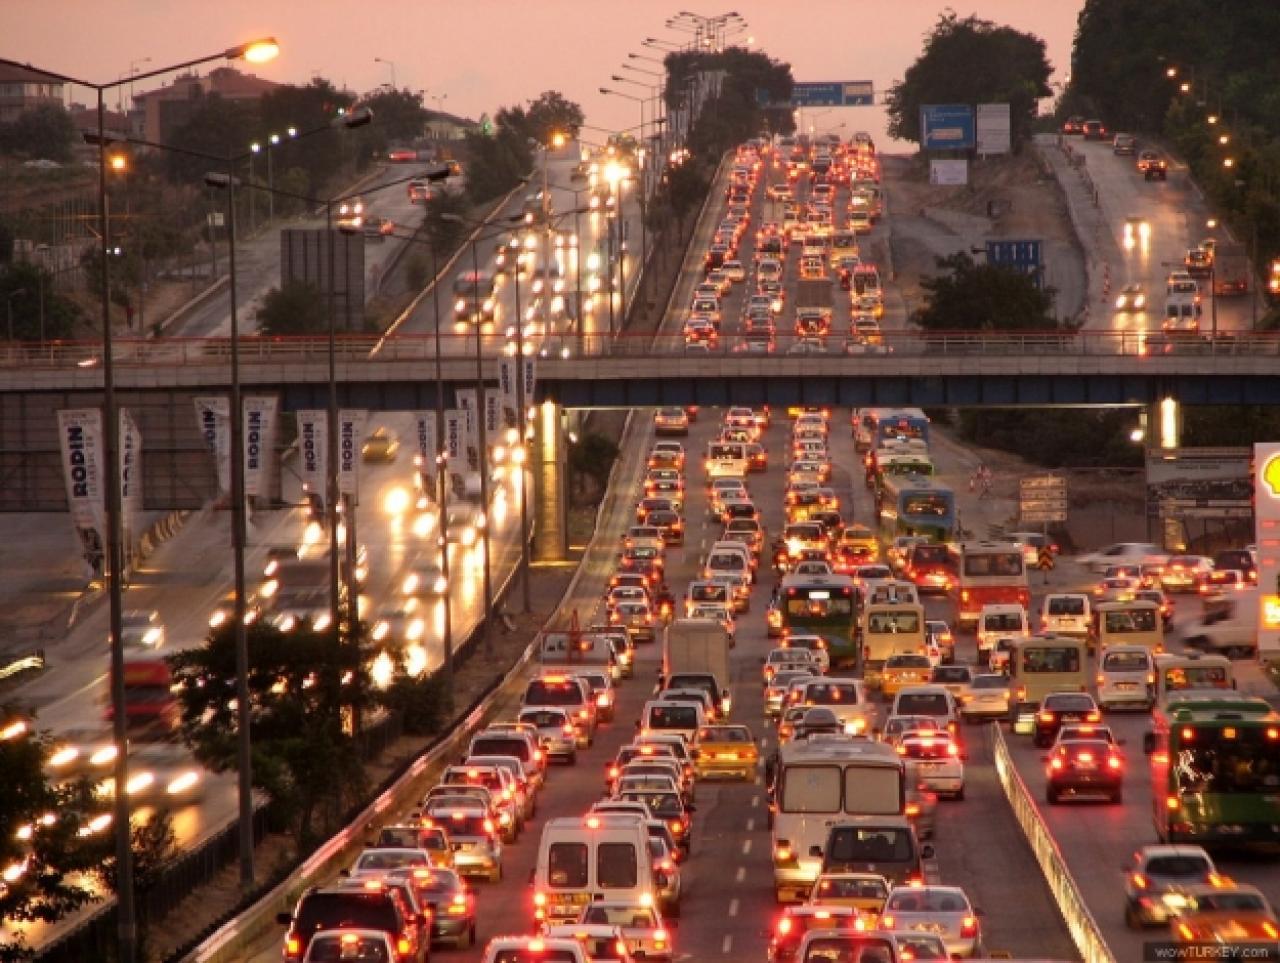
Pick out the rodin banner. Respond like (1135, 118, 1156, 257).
(498, 358, 518, 429)
(485, 392, 501, 437)
(444, 408, 464, 494)
(413, 411, 438, 490)
(297, 409, 327, 505)
(244, 396, 277, 497)
(337, 409, 368, 497)
(522, 357, 537, 410)
(56, 408, 106, 574)
(119, 408, 143, 552)
(456, 388, 479, 471)
(193, 396, 231, 495)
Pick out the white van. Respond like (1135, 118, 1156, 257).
(976, 604, 1030, 661)
(641, 700, 705, 742)
(533, 815, 655, 925)
(1041, 593, 1092, 637)
(1163, 293, 1200, 333)
(1183, 587, 1258, 659)
(1096, 644, 1155, 710)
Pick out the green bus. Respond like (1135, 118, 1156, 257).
(778, 573, 858, 671)
(1147, 694, 1280, 846)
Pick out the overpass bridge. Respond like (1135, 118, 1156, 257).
(2, 329, 1275, 512)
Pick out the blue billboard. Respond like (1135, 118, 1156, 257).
(920, 104, 975, 150)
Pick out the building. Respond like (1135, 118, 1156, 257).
(424, 111, 480, 141)
(132, 66, 280, 143)
(0, 63, 65, 122)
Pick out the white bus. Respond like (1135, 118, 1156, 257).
(769, 738, 904, 903)
(704, 440, 748, 480)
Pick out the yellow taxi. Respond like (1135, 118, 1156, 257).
(361, 427, 400, 463)
(839, 524, 878, 560)
(807, 872, 890, 917)
(1172, 884, 1278, 945)
(881, 653, 933, 698)
(692, 724, 758, 780)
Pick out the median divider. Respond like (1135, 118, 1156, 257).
(990, 724, 1116, 963)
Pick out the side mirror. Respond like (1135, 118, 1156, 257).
(809, 845, 823, 858)
(528, 868, 536, 885)
(1142, 732, 1155, 755)
(338, 869, 351, 878)
(276, 912, 293, 926)
(921, 843, 936, 859)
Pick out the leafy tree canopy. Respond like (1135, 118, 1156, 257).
(914, 252, 1058, 331)
(496, 91, 585, 148)
(664, 47, 794, 157)
(359, 87, 431, 145)
(255, 279, 327, 336)
(885, 13, 1052, 150)
(0, 261, 79, 341)
(464, 126, 532, 204)
(0, 105, 76, 162)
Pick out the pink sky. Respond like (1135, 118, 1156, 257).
(6, 1, 1082, 152)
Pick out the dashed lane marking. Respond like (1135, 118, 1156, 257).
(722, 935, 733, 954)
(741, 839, 752, 855)
(735, 867, 746, 883)
(729, 898, 740, 917)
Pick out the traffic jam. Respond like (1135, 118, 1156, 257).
(268, 133, 1277, 962)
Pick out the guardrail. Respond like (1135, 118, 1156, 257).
(990, 724, 1116, 963)
(4, 327, 1276, 371)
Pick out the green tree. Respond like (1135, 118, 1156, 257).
(256, 280, 327, 336)
(0, 105, 76, 161)
(360, 87, 430, 152)
(423, 190, 470, 253)
(957, 408, 1143, 469)
(885, 13, 1052, 150)
(256, 78, 358, 189)
(165, 95, 259, 183)
(464, 127, 532, 204)
(569, 432, 619, 500)
(98, 810, 176, 960)
(664, 47, 794, 160)
(0, 262, 79, 341)
(524, 90, 585, 143)
(0, 726, 107, 963)
(169, 621, 370, 845)
(913, 252, 1058, 331)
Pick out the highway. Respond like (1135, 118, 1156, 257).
(234, 137, 1079, 962)
(1061, 132, 1256, 336)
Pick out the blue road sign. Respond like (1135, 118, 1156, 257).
(986, 239, 1044, 288)
(757, 82, 874, 108)
(921, 104, 975, 150)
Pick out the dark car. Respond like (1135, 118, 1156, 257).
(277, 885, 426, 962)
(1082, 119, 1107, 141)
(1061, 115, 1085, 135)
(648, 509, 685, 546)
(1213, 549, 1257, 583)
(1045, 738, 1124, 804)
(1033, 693, 1101, 748)
(1137, 150, 1168, 180)
(394, 866, 476, 949)
(817, 819, 930, 887)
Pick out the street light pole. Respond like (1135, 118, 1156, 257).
(469, 241, 494, 650)
(430, 244, 453, 692)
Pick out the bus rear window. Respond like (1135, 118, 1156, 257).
(1174, 728, 1280, 794)
(1019, 647, 1081, 673)
(525, 680, 583, 706)
(780, 765, 841, 813)
(1047, 597, 1085, 616)
(786, 595, 853, 617)
(647, 705, 698, 729)
(866, 611, 920, 634)
(903, 495, 950, 516)
(1103, 651, 1150, 672)
(1104, 609, 1157, 633)
(1163, 666, 1231, 691)
(964, 553, 1022, 577)
(597, 843, 639, 889)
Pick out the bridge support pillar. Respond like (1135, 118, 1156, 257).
(533, 400, 569, 562)
(1155, 396, 1181, 451)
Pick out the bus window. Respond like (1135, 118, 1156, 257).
(597, 842, 639, 889)
(1020, 647, 1081, 673)
(1105, 609, 1158, 633)
(866, 611, 921, 634)
(903, 494, 950, 517)
(1175, 729, 1280, 794)
(780, 765, 842, 813)
(964, 552, 1023, 577)
(548, 842, 589, 888)
(786, 594, 853, 618)
(840, 769, 900, 814)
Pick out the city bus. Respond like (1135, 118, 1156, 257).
(873, 408, 930, 448)
(779, 573, 858, 671)
(860, 602, 926, 690)
(871, 448, 934, 500)
(878, 476, 956, 545)
(1007, 636, 1089, 731)
(1153, 653, 1234, 710)
(954, 541, 1030, 631)
(770, 739, 905, 903)
(1147, 694, 1280, 846)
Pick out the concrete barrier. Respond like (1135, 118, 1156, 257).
(990, 724, 1116, 963)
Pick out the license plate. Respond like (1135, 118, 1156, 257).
(716, 752, 738, 760)
(1076, 761, 1096, 770)
(1116, 683, 1138, 691)
(919, 762, 943, 770)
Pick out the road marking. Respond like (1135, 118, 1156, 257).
(721, 935, 733, 954)
(745, 817, 754, 832)
(751, 794, 760, 808)
(735, 866, 746, 883)
(729, 898, 740, 917)
(741, 839, 752, 855)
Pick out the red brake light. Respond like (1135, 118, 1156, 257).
(286, 936, 301, 957)
(960, 916, 978, 938)
(1132, 872, 1148, 889)
(1039, 711, 1055, 723)
(777, 916, 793, 935)
(396, 937, 412, 956)
(1107, 755, 1123, 771)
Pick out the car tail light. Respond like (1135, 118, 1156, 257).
(564, 724, 575, 735)
(449, 893, 468, 914)
(905, 802, 920, 817)
(670, 819, 685, 834)
(396, 936, 412, 957)
(1039, 711, 1055, 723)
(578, 709, 589, 719)
(880, 914, 896, 929)
(774, 841, 793, 862)
(1050, 757, 1063, 770)
(1107, 755, 1123, 771)
(533, 749, 544, 762)
(654, 929, 668, 947)
(960, 916, 978, 938)
(777, 916, 793, 935)
(1131, 872, 1148, 889)
(483, 818, 495, 834)
(285, 936, 301, 958)
(1096, 674, 1106, 686)
(1086, 711, 1101, 722)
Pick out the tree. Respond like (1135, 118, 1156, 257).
(569, 432, 619, 501)
(165, 95, 259, 184)
(98, 811, 176, 960)
(885, 13, 1052, 150)
(256, 78, 358, 190)
(913, 252, 1058, 331)
(169, 621, 371, 845)
(0, 262, 79, 341)
(360, 88, 430, 148)
(0, 727, 107, 963)
(524, 90, 585, 143)
(0, 105, 76, 161)
(256, 280, 327, 336)
(423, 190, 470, 253)
(464, 127, 531, 204)
(664, 47, 794, 161)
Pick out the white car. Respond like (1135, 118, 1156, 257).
(579, 899, 673, 960)
(1079, 542, 1168, 574)
(722, 259, 746, 282)
(1096, 645, 1155, 710)
(881, 885, 983, 957)
(960, 674, 1010, 721)
(120, 610, 165, 649)
(899, 732, 964, 799)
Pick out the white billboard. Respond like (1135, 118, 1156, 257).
(119, 408, 142, 554)
(57, 408, 106, 572)
(977, 102, 1011, 155)
(243, 396, 278, 497)
(929, 159, 968, 186)
(336, 409, 367, 498)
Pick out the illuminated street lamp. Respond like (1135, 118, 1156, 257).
(2, 40, 279, 960)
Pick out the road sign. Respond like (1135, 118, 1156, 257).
(920, 104, 975, 150)
(1021, 509, 1067, 523)
(758, 82, 874, 108)
(991, 241, 1044, 270)
(1020, 474, 1067, 524)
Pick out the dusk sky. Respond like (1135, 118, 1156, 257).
(7, 1, 1083, 152)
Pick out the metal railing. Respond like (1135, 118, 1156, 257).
(990, 724, 1116, 963)
(3, 327, 1277, 373)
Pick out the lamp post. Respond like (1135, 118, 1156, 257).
(374, 56, 397, 89)
(4, 288, 27, 342)
(5, 40, 280, 961)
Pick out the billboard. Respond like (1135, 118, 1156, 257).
(1255, 443, 1280, 657)
(57, 408, 106, 574)
(296, 410, 327, 506)
(929, 159, 968, 186)
(194, 396, 231, 496)
(243, 396, 278, 498)
(337, 409, 367, 498)
(1145, 448, 1252, 519)
(976, 103, 1011, 154)
(756, 81, 874, 108)
(921, 104, 975, 150)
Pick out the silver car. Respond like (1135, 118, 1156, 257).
(882, 885, 982, 958)
(518, 707, 577, 763)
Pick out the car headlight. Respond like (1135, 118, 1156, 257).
(277, 615, 296, 632)
(166, 771, 200, 796)
(313, 613, 332, 632)
(372, 621, 390, 641)
(403, 575, 419, 594)
(454, 299, 466, 312)
(433, 576, 448, 594)
(1135, 295, 1146, 308)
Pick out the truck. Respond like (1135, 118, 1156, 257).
(106, 651, 178, 731)
(661, 618, 732, 715)
(538, 630, 617, 675)
(1212, 243, 1250, 296)
(794, 279, 833, 337)
(1183, 587, 1257, 659)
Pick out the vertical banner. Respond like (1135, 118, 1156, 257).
(456, 387, 479, 471)
(243, 395, 278, 498)
(193, 396, 231, 496)
(337, 409, 368, 498)
(119, 408, 143, 557)
(485, 392, 501, 438)
(413, 411, 438, 491)
(498, 357, 519, 430)
(1255, 443, 1280, 657)
(522, 356, 537, 411)
(296, 409, 328, 506)
(56, 409, 106, 573)
(444, 409, 464, 494)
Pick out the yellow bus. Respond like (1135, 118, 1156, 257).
(1008, 636, 1089, 730)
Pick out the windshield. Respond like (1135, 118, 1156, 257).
(866, 611, 920, 634)
(983, 613, 1024, 631)
(1104, 609, 1158, 633)
(964, 553, 1023, 577)
(827, 827, 913, 863)
(1103, 651, 1150, 672)
(885, 889, 970, 913)
(647, 704, 698, 729)
(895, 693, 948, 716)
(525, 680, 584, 706)
(910, 545, 949, 565)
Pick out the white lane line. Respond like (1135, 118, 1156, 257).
(721, 935, 733, 954)
(745, 817, 754, 832)
(735, 866, 746, 883)
(741, 839, 752, 855)
(729, 898, 740, 917)
(751, 794, 760, 808)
